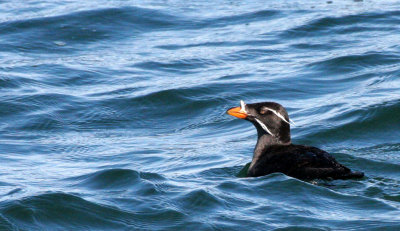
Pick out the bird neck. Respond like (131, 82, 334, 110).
(249, 132, 291, 171)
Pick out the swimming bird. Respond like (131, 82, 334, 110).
(227, 100, 364, 180)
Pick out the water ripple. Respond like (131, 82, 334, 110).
(281, 10, 400, 38)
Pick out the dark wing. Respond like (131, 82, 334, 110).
(288, 145, 353, 179)
(294, 146, 348, 168)
(248, 145, 362, 179)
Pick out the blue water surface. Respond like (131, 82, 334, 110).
(1, 0, 400, 230)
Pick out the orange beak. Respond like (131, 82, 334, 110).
(227, 107, 248, 119)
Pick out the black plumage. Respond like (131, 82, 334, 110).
(247, 144, 363, 179)
(227, 101, 364, 180)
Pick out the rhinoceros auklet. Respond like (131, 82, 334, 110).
(227, 100, 364, 180)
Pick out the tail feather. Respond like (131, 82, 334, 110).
(339, 171, 364, 179)
(299, 167, 364, 180)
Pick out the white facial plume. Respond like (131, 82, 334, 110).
(255, 118, 274, 136)
(262, 107, 295, 126)
(240, 100, 247, 113)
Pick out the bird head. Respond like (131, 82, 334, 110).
(227, 100, 293, 144)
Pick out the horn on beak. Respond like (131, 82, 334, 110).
(227, 100, 248, 119)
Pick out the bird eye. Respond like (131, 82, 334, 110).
(260, 107, 275, 115)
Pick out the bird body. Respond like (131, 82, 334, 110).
(226, 101, 364, 180)
(248, 144, 363, 179)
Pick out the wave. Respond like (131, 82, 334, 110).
(308, 53, 400, 74)
(156, 38, 280, 50)
(0, 6, 181, 35)
(0, 92, 82, 131)
(0, 191, 190, 230)
(70, 168, 165, 191)
(0, 7, 282, 54)
(0, 192, 133, 230)
(0, 6, 183, 53)
(221, 48, 283, 62)
(303, 99, 400, 144)
(178, 189, 225, 211)
(134, 58, 221, 73)
(280, 10, 400, 38)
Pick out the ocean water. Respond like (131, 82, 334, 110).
(1, 0, 400, 230)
